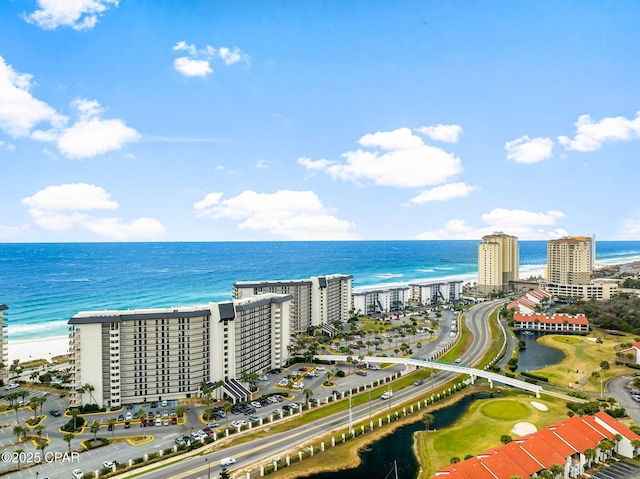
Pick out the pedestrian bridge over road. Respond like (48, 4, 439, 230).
(314, 354, 543, 398)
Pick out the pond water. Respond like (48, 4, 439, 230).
(515, 331, 565, 372)
(303, 392, 499, 479)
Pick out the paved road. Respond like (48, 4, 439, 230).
(607, 376, 640, 426)
(135, 300, 507, 479)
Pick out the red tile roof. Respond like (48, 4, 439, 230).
(429, 413, 636, 479)
(513, 312, 589, 325)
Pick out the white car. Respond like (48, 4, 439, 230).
(220, 457, 236, 467)
(381, 390, 393, 400)
(125, 412, 132, 420)
(273, 408, 283, 416)
(72, 470, 84, 479)
(316, 366, 326, 371)
(268, 396, 279, 403)
(258, 375, 269, 381)
(6, 383, 19, 390)
(103, 461, 114, 469)
(250, 401, 262, 408)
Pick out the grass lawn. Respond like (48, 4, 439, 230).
(420, 393, 568, 477)
(530, 331, 638, 393)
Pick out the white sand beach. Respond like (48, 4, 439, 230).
(8, 335, 69, 363)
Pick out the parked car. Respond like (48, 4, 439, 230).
(357, 370, 367, 376)
(103, 461, 114, 469)
(7, 383, 19, 390)
(49, 409, 62, 417)
(72, 469, 84, 479)
(248, 415, 260, 422)
(125, 412, 132, 420)
(117, 414, 125, 421)
(174, 437, 186, 446)
(163, 419, 169, 426)
(170, 417, 177, 425)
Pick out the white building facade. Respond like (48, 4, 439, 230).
(233, 274, 352, 332)
(352, 286, 410, 314)
(68, 294, 291, 408)
(408, 281, 463, 305)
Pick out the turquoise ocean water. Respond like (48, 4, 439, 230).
(1, 241, 640, 342)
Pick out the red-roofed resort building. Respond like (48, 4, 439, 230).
(513, 312, 590, 333)
(431, 412, 640, 479)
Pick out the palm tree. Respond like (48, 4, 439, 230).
(614, 433, 623, 453)
(11, 403, 20, 424)
(107, 417, 117, 440)
(36, 437, 48, 456)
(584, 448, 596, 468)
(13, 425, 25, 444)
(34, 424, 45, 441)
(134, 409, 146, 437)
(69, 408, 81, 431)
(303, 388, 314, 404)
(549, 463, 564, 478)
(82, 383, 96, 405)
(222, 401, 232, 425)
(76, 385, 85, 407)
(14, 448, 24, 470)
(90, 420, 100, 442)
(63, 432, 75, 453)
(631, 439, 640, 456)
(285, 375, 294, 397)
(422, 413, 435, 433)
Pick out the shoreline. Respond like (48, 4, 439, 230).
(8, 335, 69, 363)
(5, 255, 639, 364)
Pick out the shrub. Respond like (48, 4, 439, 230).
(133, 457, 144, 465)
(520, 371, 549, 382)
(335, 370, 346, 378)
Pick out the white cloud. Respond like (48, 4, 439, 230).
(193, 192, 223, 211)
(194, 190, 357, 240)
(416, 208, 567, 240)
(25, 0, 119, 31)
(173, 57, 213, 78)
(558, 112, 640, 152)
(172, 42, 249, 78)
(21, 183, 118, 211)
(255, 159, 271, 169)
(22, 183, 165, 240)
(172, 41, 197, 56)
(218, 47, 250, 66)
(298, 127, 463, 188)
(505, 136, 554, 164)
(0, 56, 67, 137)
(33, 98, 139, 159)
(415, 124, 463, 143)
(410, 182, 479, 204)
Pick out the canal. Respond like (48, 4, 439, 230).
(304, 392, 500, 479)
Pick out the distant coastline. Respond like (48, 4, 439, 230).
(2, 240, 640, 362)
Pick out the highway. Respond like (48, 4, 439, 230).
(133, 299, 507, 479)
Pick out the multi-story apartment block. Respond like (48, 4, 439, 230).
(233, 274, 352, 332)
(408, 281, 463, 305)
(547, 235, 595, 285)
(68, 293, 291, 408)
(0, 304, 7, 383)
(352, 286, 410, 314)
(478, 233, 519, 294)
(544, 280, 618, 301)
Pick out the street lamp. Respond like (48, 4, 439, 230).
(205, 458, 210, 479)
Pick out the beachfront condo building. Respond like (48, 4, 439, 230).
(352, 286, 410, 314)
(546, 235, 595, 285)
(0, 304, 7, 383)
(477, 233, 519, 294)
(408, 280, 463, 305)
(68, 293, 291, 408)
(233, 274, 352, 333)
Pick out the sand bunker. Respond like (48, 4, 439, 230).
(531, 401, 549, 411)
(512, 422, 537, 436)
(586, 337, 598, 342)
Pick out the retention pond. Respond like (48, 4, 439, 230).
(304, 392, 499, 479)
(515, 331, 565, 372)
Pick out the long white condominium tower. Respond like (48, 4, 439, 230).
(68, 293, 291, 408)
(478, 232, 519, 294)
(547, 235, 595, 285)
(233, 274, 352, 333)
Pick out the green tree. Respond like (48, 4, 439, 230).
(220, 466, 231, 479)
(422, 413, 435, 432)
(500, 434, 513, 444)
(11, 403, 20, 424)
(69, 408, 81, 431)
(63, 432, 75, 453)
(175, 406, 186, 420)
(600, 361, 610, 377)
(107, 417, 117, 440)
(13, 425, 25, 444)
(90, 420, 101, 442)
(223, 401, 232, 425)
(303, 388, 314, 403)
(14, 448, 24, 470)
(450, 457, 460, 464)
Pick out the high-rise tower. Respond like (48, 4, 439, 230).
(478, 233, 519, 293)
(547, 235, 594, 285)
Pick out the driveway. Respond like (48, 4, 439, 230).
(606, 376, 640, 426)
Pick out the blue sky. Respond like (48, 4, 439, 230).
(1, 1, 639, 242)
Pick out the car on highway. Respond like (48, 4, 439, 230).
(454, 358, 462, 363)
(7, 383, 19, 390)
(381, 390, 393, 400)
(220, 457, 236, 467)
(413, 380, 424, 386)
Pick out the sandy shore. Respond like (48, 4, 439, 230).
(8, 335, 69, 363)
